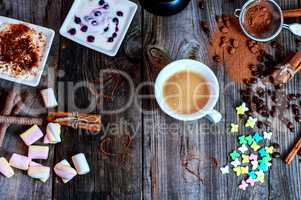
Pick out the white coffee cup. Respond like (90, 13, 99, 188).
(155, 59, 222, 122)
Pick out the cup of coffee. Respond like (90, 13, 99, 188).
(155, 59, 222, 122)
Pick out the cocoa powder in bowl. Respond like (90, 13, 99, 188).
(243, 1, 281, 39)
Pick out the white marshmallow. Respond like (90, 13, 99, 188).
(28, 145, 49, 160)
(54, 159, 77, 183)
(44, 123, 61, 144)
(28, 165, 50, 182)
(20, 125, 44, 146)
(71, 153, 90, 175)
(9, 153, 31, 171)
(41, 88, 58, 108)
(0, 157, 14, 178)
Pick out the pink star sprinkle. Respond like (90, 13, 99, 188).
(246, 178, 256, 186)
(239, 180, 248, 190)
(249, 153, 258, 161)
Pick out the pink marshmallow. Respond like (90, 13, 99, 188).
(44, 123, 61, 144)
(0, 157, 14, 178)
(20, 125, 44, 146)
(54, 159, 77, 183)
(28, 165, 50, 182)
(28, 145, 49, 160)
(9, 153, 31, 170)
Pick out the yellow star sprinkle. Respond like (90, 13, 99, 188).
(233, 167, 242, 176)
(240, 166, 249, 174)
(242, 154, 250, 164)
(251, 141, 260, 151)
(245, 116, 257, 128)
(265, 146, 274, 154)
(256, 171, 265, 183)
(230, 123, 239, 133)
(236, 103, 249, 115)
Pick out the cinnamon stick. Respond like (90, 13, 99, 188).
(0, 115, 43, 126)
(284, 134, 301, 165)
(0, 89, 19, 147)
(283, 8, 301, 18)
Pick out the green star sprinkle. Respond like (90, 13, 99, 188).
(230, 123, 239, 133)
(230, 150, 241, 160)
(238, 135, 247, 144)
(245, 135, 254, 145)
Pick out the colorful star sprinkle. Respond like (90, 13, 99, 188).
(255, 171, 265, 183)
(251, 160, 258, 170)
(220, 165, 230, 174)
(238, 144, 248, 153)
(236, 103, 249, 115)
(239, 180, 248, 190)
(250, 141, 261, 151)
(246, 178, 256, 186)
(245, 135, 254, 145)
(242, 154, 250, 164)
(231, 159, 241, 167)
(263, 131, 273, 140)
(245, 117, 257, 128)
(230, 151, 241, 160)
(249, 153, 258, 161)
(253, 132, 263, 143)
(265, 146, 274, 154)
(238, 135, 247, 145)
(230, 123, 239, 133)
(221, 103, 275, 191)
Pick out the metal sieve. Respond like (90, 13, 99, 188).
(234, 0, 301, 42)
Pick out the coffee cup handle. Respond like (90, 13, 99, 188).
(206, 109, 222, 123)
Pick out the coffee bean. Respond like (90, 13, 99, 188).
(263, 120, 272, 127)
(257, 87, 265, 96)
(295, 116, 301, 123)
(232, 40, 239, 48)
(198, 1, 204, 9)
(271, 41, 279, 48)
(287, 122, 295, 132)
(250, 47, 258, 54)
(250, 78, 258, 84)
(292, 104, 299, 110)
(216, 16, 223, 23)
(272, 152, 281, 158)
(257, 121, 263, 129)
(293, 109, 300, 116)
(275, 84, 283, 90)
(270, 110, 277, 118)
(257, 56, 264, 62)
(221, 27, 229, 34)
(213, 55, 221, 63)
(288, 94, 297, 101)
(228, 47, 235, 55)
(271, 143, 280, 149)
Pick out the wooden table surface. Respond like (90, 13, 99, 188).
(1, 0, 301, 199)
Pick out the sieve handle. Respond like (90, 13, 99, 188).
(283, 8, 301, 18)
(234, 9, 241, 18)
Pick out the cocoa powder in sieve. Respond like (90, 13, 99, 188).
(208, 16, 267, 83)
(244, 2, 274, 38)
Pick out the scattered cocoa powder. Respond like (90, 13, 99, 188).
(208, 16, 267, 83)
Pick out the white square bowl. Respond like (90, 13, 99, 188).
(59, 0, 137, 57)
(0, 16, 55, 87)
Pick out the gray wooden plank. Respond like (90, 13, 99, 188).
(142, 0, 228, 199)
(53, 0, 142, 199)
(269, 1, 301, 200)
(0, 0, 62, 200)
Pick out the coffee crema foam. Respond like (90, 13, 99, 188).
(163, 70, 210, 114)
